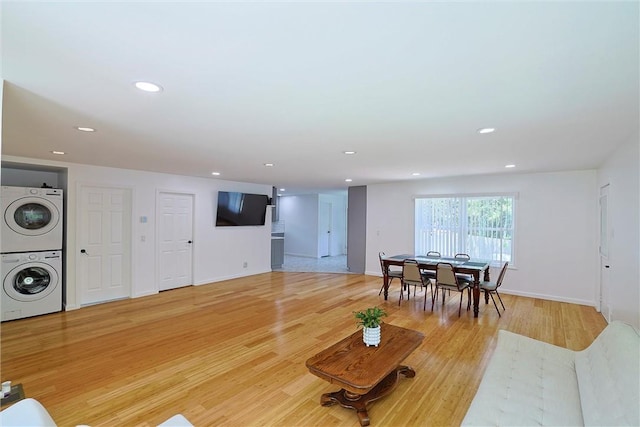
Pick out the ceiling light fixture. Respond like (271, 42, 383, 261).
(345, 178, 353, 182)
(412, 172, 421, 176)
(211, 172, 221, 176)
(74, 126, 95, 132)
(134, 81, 163, 92)
(264, 163, 274, 167)
(343, 151, 356, 155)
(505, 164, 516, 168)
(279, 188, 285, 192)
(477, 127, 495, 134)
(51, 151, 65, 155)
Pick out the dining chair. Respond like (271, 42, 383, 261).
(400, 259, 433, 310)
(432, 262, 471, 316)
(454, 253, 474, 284)
(479, 261, 509, 317)
(420, 251, 441, 281)
(378, 252, 403, 296)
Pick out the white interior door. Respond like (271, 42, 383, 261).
(319, 201, 331, 257)
(78, 185, 132, 305)
(599, 184, 611, 322)
(157, 192, 194, 291)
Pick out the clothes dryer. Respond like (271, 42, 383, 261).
(1, 251, 62, 321)
(1, 186, 63, 253)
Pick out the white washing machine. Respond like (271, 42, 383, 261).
(1, 186, 63, 253)
(2, 251, 62, 321)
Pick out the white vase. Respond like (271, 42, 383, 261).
(363, 325, 381, 347)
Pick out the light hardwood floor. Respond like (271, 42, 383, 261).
(1, 272, 606, 426)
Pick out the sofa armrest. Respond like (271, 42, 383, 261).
(575, 321, 640, 426)
(157, 413, 193, 427)
(0, 398, 57, 427)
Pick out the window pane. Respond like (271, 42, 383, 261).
(415, 195, 514, 265)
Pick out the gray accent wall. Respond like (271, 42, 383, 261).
(347, 185, 366, 273)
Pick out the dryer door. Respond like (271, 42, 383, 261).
(4, 197, 61, 236)
(3, 262, 59, 302)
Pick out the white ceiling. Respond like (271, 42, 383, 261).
(2, 1, 638, 194)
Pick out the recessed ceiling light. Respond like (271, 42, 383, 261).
(211, 172, 221, 176)
(134, 81, 163, 92)
(264, 163, 274, 167)
(51, 151, 65, 155)
(343, 151, 357, 155)
(279, 188, 285, 191)
(345, 178, 353, 182)
(477, 128, 495, 134)
(74, 126, 95, 132)
(412, 172, 421, 176)
(505, 164, 516, 168)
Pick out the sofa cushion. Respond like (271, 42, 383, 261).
(462, 330, 583, 426)
(575, 321, 640, 426)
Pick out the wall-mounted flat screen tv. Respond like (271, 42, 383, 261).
(216, 191, 269, 226)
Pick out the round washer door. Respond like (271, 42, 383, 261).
(3, 262, 59, 302)
(4, 196, 61, 236)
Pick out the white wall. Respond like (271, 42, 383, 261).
(366, 170, 599, 306)
(597, 135, 640, 328)
(1, 155, 273, 310)
(280, 193, 348, 258)
(280, 194, 319, 257)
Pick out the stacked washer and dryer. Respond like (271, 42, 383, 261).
(1, 186, 63, 321)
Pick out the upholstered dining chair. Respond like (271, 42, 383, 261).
(420, 251, 441, 281)
(432, 262, 471, 317)
(400, 259, 433, 310)
(479, 261, 509, 317)
(454, 253, 474, 284)
(378, 252, 403, 296)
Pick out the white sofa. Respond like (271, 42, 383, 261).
(462, 321, 639, 426)
(0, 397, 193, 427)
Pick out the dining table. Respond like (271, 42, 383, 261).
(380, 254, 491, 317)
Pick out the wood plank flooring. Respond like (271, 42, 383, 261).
(1, 272, 606, 426)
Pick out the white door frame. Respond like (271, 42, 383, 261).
(598, 184, 611, 320)
(319, 201, 332, 257)
(155, 189, 195, 291)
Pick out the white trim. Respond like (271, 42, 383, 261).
(413, 191, 519, 200)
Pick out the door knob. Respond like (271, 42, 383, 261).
(187, 240, 192, 244)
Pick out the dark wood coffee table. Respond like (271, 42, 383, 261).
(306, 323, 424, 426)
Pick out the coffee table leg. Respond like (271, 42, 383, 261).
(317, 365, 416, 426)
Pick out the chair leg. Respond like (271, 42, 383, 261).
(495, 290, 505, 310)
(398, 280, 403, 306)
(488, 292, 501, 317)
(431, 287, 437, 311)
(423, 286, 428, 311)
(458, 292, 463, 317)
(379, 277, 393, 296)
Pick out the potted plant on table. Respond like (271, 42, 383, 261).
(353, 306, 387, 347)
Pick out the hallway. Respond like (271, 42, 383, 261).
(274, 254, 351, 273)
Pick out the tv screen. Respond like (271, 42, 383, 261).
(216, 191, 269, 226)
